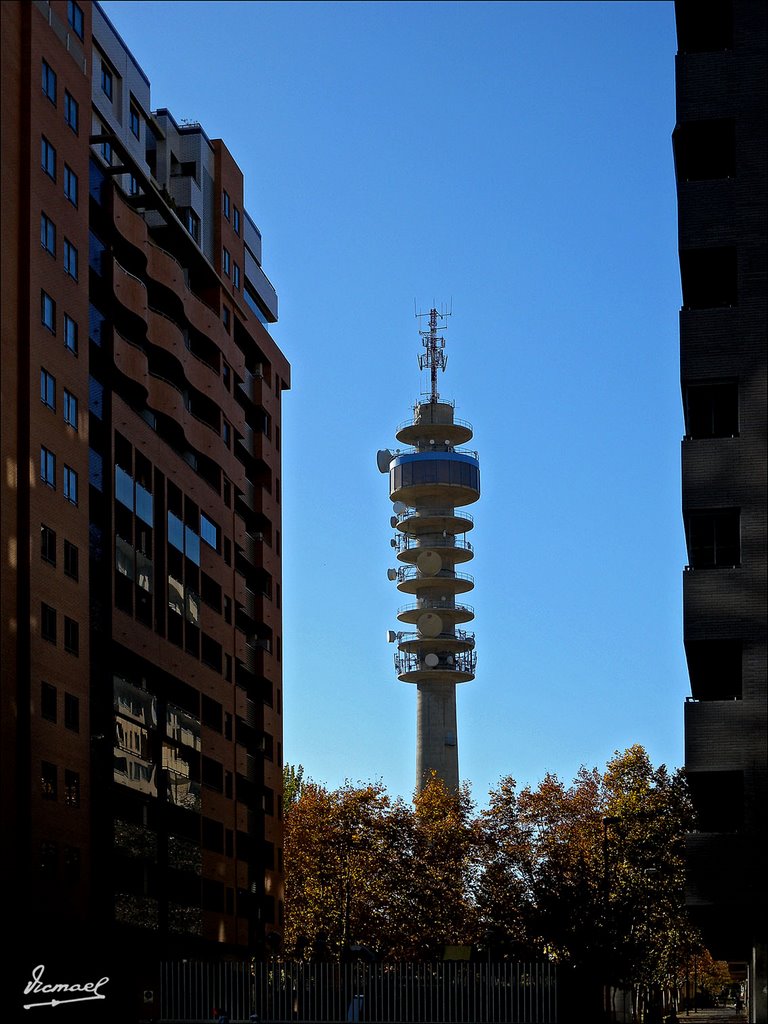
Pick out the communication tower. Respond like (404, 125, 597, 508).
(377, 308, 480, 792)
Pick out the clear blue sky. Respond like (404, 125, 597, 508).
(102, 1, 685, 804)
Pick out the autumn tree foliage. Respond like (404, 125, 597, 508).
(283, 746, 706, 1013)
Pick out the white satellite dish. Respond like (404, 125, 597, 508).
(416, 550, 442, 576)
(417, 612, 442, 638)
(386, 568, 398, 581)
(376, 449, 393, 473)
(386, 630, 397, 643)
(424, 653, 439, 668)
(392, 501, 407, 514)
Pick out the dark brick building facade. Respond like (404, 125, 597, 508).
(1, 1, 289, 1014)
(673, 2, 767, 1019)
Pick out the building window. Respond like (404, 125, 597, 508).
(67, 0, 84, 40)
(685, 509, 740, 569)
(64, 91, 79, 133)
(685, 638, 742, 701)
(673, 119, 735, 182)
(130, 105, 141, 138)
(64, 314, 78, 353)
(222, 247, 230, 277)
(675, 0, 732, 54)
(41, 291, 56, 333)
(63, 465, 78, 506)
(63, 239, 78, 280)
(128, 174, 139, 197)
(684, 381, 738, 439)
(64, 770, 80, 807)
(42, 762, 58, 800)
(41, 368, 56, 410)
(200, 513, 219, 551)
(41, 682, 57, 722)
(101, 62, 113, 100)
(64, 693, 80, 731)
(63, 847, 80, 881)
(64, 540, 79, 581)
(42, 60, 57, 104)
(233, 263, 240, 290)
(64, 165, 78, 207)
(101, 137, 112, 165)
(41, 446, 56, 488)
(41, 524, 56, 565)
(223, 190, 230, 220)
(41, 603, 57, 643)
(222, 306, 230, 332)
(185, 208, 200, 241)
(63, 389, 78, 430)
(40, 212, 56, 255)
(40, 841, 58, 878)
(41, 136, 56, 179)
(233, 207, 240, 234)
(64, 617, 79, 655)
(222, 362, 230, 389)
(680, 247, 737, 309)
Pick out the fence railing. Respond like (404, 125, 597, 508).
(160, 960, 557, 1024)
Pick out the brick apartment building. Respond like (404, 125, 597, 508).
(1, 0, 290, 1009)
(673, 1, 767, 1019)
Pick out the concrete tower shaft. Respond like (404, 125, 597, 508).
(379, 310, 479, 793)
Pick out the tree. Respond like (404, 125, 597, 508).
(283, 763, 306, 813)
(283, 779, 391, 958)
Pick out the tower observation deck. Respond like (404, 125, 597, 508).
(377, 309, 479, 793)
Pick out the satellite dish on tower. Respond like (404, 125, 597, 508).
(416, 550, 442, 576)
(390, 516, 398, 529)
(392, 501, 407, 514)
(386, 568, 398, 581)
(424, 653, 439, 668)
(376, 449, 393, 474)
(417, 612, 442, 638)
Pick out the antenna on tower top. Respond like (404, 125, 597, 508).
(416, 304, 451, 403)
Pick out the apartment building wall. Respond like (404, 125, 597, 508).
(673, 1, 767, 1018)
(1, 2, 290, 1010)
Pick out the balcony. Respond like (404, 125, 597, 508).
(394, 647, 476, 685)
(397, 600, 474, 626)
(395, 534, 474, 565)
(396, 567, 474, 596)
(396, 507, 474, 536)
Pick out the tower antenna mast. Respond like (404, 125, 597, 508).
(417, 306, 450, 403)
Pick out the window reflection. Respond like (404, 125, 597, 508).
(116, 535, 135, 580)
(115, 466, 134, 509)
(135, 483, 153, 525)
(136, 551, 153, 593)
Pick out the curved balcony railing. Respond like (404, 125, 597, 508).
(396, 508, 474, 528)
(396, 413, 472, 434)
(395, 534, 473, 554)
(396, 629, 475, 647)
(395, 648, 477, 676)
(395, 567, 474, 586)
(397, 601, 474, 618)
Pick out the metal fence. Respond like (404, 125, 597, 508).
(159, 960, 557, 1023)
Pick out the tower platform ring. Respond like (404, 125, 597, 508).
(397, 602, 474, 625)
(396, 544, 474, 566)
(396, 422, 473, 446)
(397, 574, 474, 596)
(396, 509, 474, 535)
(396, 667, 475, 684)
